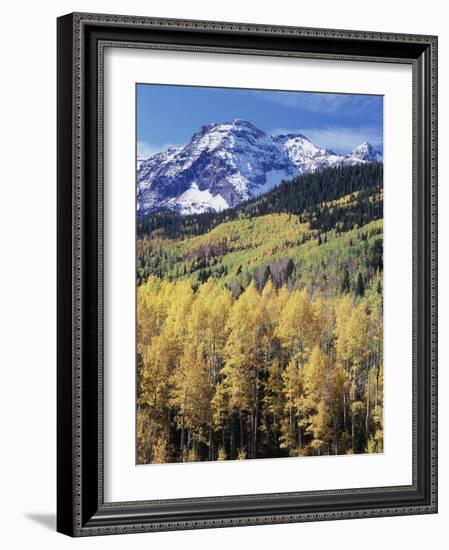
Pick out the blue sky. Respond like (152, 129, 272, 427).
(137, 84, 383, 158)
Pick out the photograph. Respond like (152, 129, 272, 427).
(135, 84, 385, 465)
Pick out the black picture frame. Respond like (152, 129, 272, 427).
(57, 12, 438, 537)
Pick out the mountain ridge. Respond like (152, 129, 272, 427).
(137, 119, 382, 216)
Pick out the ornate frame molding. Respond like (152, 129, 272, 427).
(57, 12, 437, 537)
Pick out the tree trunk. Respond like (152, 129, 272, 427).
(208, 411, 213, 461)
(239, 411, 244, 450)
(351, 415, 355, 454)
(180, 388, 187, 461)
(265, 414, 269, 447)
(365, 368, 371, 441)
(253, 367, 260, 459)
(230, 415, 235, 459)
(375, 362, 379, 410)
(273, 411, 277, 449)
(187, 427, 192, 461)
(335, 419, 338, 455)
(180, 426, 186, 462)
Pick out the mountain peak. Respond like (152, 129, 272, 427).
(354, 141, 373, 151)
(349, 142, 383, 162)
(197, 119, 259, 133)
(229, 118, 255, 126)
(190, 119, 264, 149)
(273, 132, 310, 142)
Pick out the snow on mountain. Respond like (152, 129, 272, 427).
(273, 133, 345, 174)
(137, 120, 382, 215)
(165, 182, 229, 215)
(346, 142, 383, 163)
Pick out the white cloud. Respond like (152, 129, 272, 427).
(260, 91, 380, 115)
(137, 141, 183, 159)
(270, 126, 383, 154)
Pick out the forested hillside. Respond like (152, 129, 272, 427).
(137, 163, 382, 239)
(136, 162, 384, 464)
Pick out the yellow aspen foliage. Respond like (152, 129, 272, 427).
(136, 274, 383, 463)
(221, 283, 261, 413)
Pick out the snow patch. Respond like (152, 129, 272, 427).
(227, 173, 251, 198)
(174, 183, 229, 215)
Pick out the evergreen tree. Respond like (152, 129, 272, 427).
(284, 258, 295, 281)
(356, 273, 365, 296)
(341, 267, 351, 294)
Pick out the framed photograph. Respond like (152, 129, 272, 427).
(57, 12, 438, 536)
